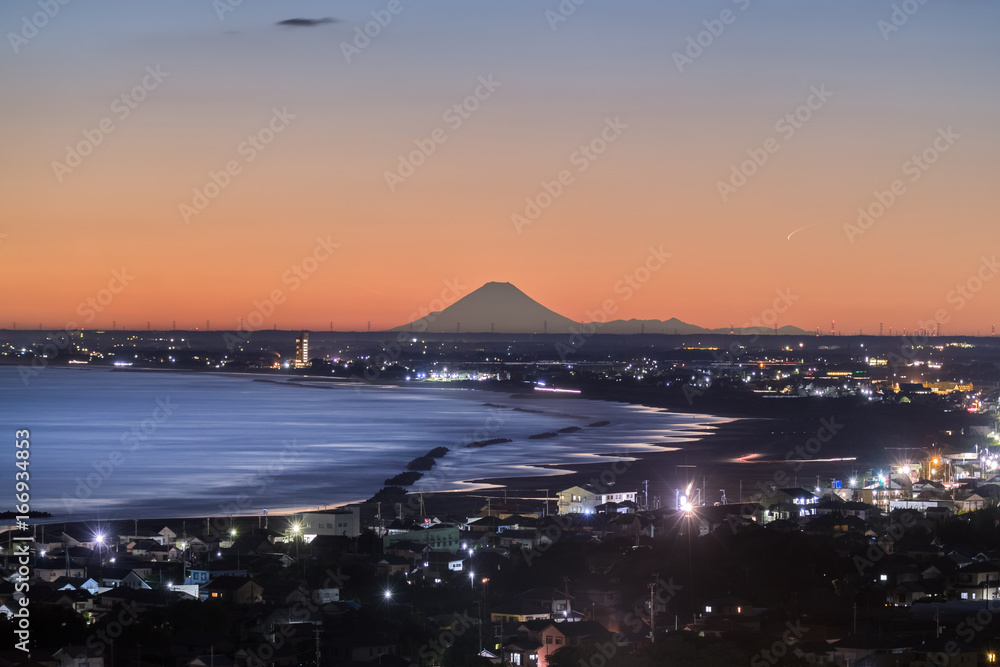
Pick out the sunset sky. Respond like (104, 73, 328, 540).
(2, 0, 998, 334)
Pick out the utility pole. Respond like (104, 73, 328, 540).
(648, 580, 657, 642)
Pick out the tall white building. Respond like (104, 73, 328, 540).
(294, 331, 309, 368)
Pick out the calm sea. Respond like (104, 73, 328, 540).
(2, 367, 726, 520)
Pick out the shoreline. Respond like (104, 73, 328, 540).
(19, 370, 741, 527)
(21, 369, 953, 527)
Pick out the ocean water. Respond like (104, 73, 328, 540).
(2, 368, 727, 520)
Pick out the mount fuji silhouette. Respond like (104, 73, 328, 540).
(395, 282, 577, 334)
(394, 281, 807, 335)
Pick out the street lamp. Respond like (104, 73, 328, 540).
(290, 522, 301, 561)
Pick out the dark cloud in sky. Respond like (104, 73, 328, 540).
(276, 17, 339, 27)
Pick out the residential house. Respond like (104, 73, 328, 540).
(202, 576, 263, 604)
(557, 485, 637, 515)
(299, 507, 361, 539)
(886, 579, 940, 606)
(100, 568, 152, 590)
(383, 525, 460, 553)
(537, 621, 615, 667)
(158, 525, 178, 545)
(502, 638, 541, 667)
(490, 599, 553, 624)
(816, 499, 880, 522)
(36, 588, 95, 616)
(35, 559, 86, 582)
(516, 587, 578, 622)
(185, 564, 248, 587)
(376, 555, 412, 577)
(53, 576, 101, 595)
(762, 488, 819, 522)
(955, 561, 1000, 601)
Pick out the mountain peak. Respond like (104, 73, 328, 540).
(392, 282, 811, 336)
(394, 282, 577, 334)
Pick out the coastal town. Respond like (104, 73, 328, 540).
(3, 324, 1000, 664)
(5, 0, 997, 662)
(4, 349, 1000, 666)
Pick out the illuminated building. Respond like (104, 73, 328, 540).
(294, 331, 309, 368)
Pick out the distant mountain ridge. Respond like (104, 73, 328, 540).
(394, 281, 809, 335)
